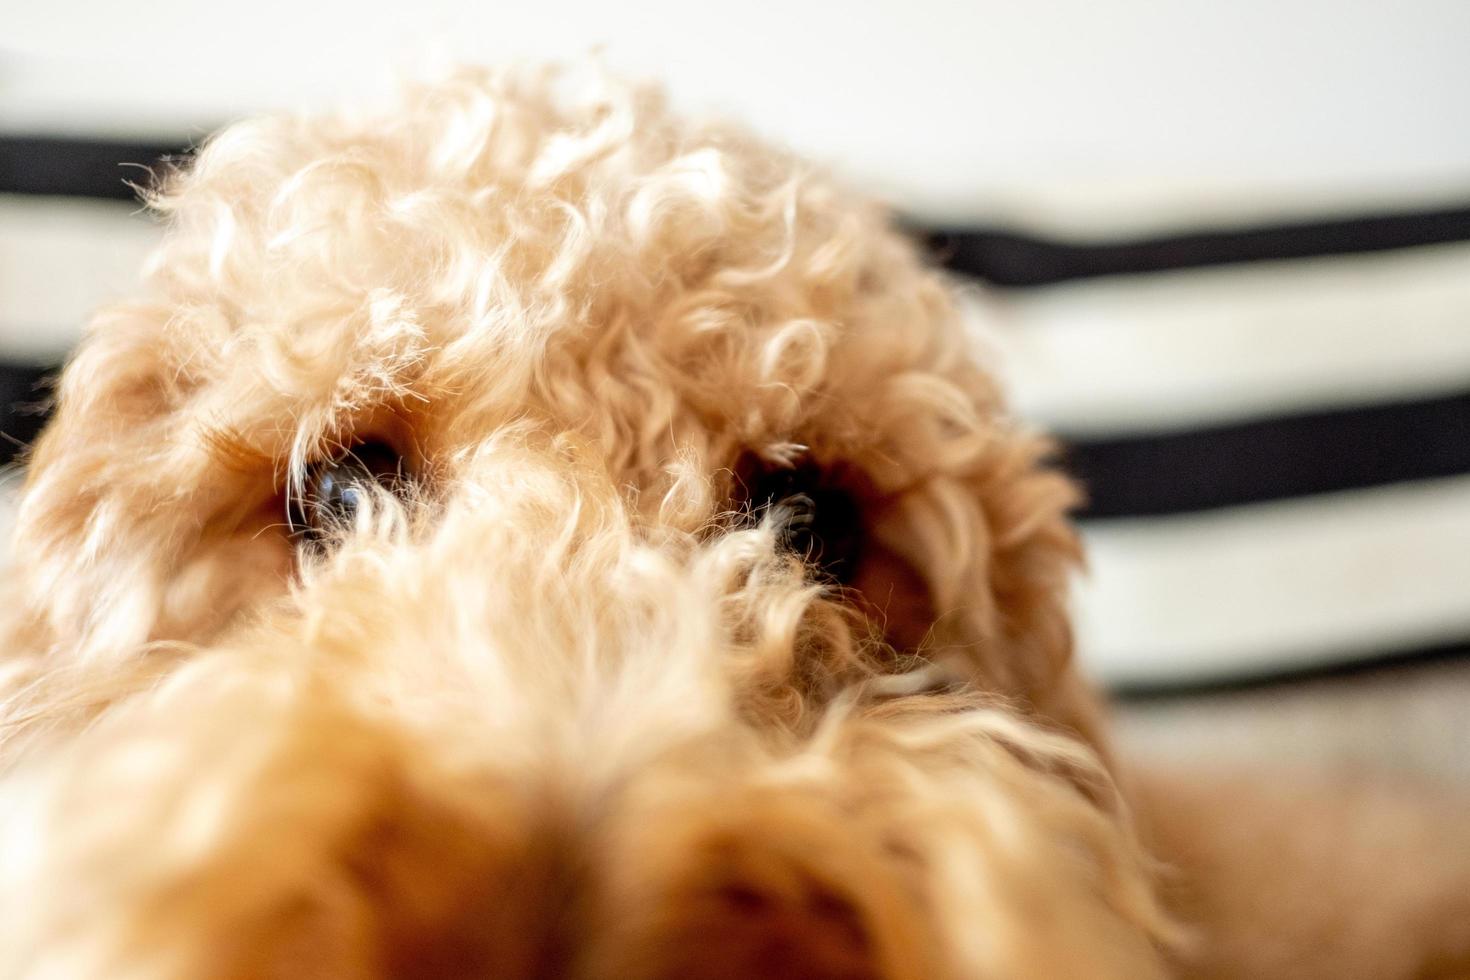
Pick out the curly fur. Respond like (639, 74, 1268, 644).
(0, 64, 1466, 979)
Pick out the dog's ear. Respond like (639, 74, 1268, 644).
(6, 297, 279, 664)
(957, 431, 1106, 752)
(711, 214, 1105, 753)
(864, 419, 1105, 753)
(747, 243, 1104, 752)
(10, 305, 176, 643)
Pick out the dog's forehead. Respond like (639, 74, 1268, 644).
(129, 77, 957, 485)
(25, 68, 1017, 644)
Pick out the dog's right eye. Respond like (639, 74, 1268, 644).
(290, 440, 407, 539)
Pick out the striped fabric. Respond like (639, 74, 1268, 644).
(2, 135, 1469, 695)
(953, 216, 1470, 692)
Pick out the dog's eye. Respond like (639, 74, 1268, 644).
(291, 440, 407, 538)
(740, 458, 865, 584)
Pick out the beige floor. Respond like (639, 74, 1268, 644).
(1113, 659, 1470, 786)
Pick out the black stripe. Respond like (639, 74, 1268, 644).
(0, 356, 1464, 517)
(0, 362, 55, 459)
(0, 135, 191, 201)
(924, 207, 1470, 285)
(1063, 388, 1470, 519)
(1109, 638, 1470, 702)
(7, 136, 1470, 278)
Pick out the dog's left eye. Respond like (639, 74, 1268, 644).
(290, 440, 407, 538)
(738, 457, 865, 585)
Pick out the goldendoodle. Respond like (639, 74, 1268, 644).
(1, 65, 1466, 979)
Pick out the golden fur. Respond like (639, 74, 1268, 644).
(0, 65, 1465, 978)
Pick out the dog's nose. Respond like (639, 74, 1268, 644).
(642, 867, 882, 980)
(588, 792, 934, 980)
(355, 796, 914, 980)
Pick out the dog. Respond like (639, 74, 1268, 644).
(0, 65, 1467, 979)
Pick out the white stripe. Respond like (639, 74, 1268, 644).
(1073, 475, 1470, 686)
(0, 471, 20, 574)
(0, 196, 162, 360)
(967, 242, 1470, 437)
(911, 178, 1470, 239)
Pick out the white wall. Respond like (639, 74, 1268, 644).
(5, 0, 1470, 224)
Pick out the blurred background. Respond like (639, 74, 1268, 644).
(3, 0, 1469, 780)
